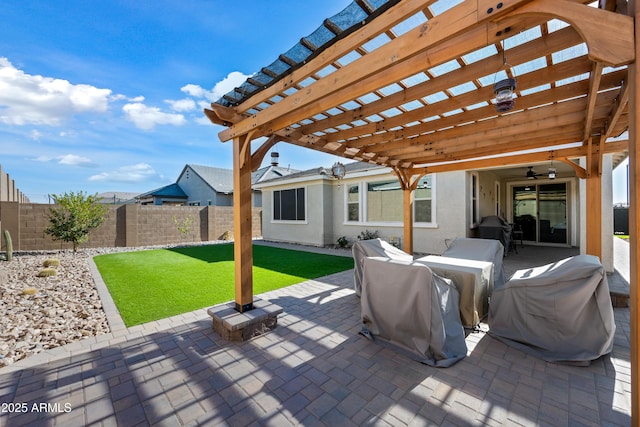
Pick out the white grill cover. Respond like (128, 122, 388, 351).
(360, 257, 467, 367)
(352, 238, 413, 296)
(489, 255, 615, 365)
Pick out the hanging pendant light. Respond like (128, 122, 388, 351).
(494, 78, 516, 112)
(493, 48, 516, 113)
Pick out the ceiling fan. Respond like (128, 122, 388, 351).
(526, 166, 543, 179)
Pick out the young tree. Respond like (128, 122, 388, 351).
(46, 191, 107, 252)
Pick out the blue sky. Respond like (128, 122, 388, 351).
(0, 0, 348, 202)
(0, 1, 629, 204)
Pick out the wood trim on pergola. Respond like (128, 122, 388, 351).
(206, 0, 637, 422)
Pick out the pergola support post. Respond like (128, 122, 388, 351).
(394, 168, 426, 255)
(207, 132, 284, 340)
(585, 152, 603, 260)
(233, 134, 254, 313)
(403, 188, 414, 255)
(629, 0, 639, 422)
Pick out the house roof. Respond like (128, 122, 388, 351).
(136, 183, 187, 199)
(179, 163, 301, 194)
(206, 1, 630, 179)
(255, 160, 386, 186)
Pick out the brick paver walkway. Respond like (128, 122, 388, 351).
(0, 266, 631, 426)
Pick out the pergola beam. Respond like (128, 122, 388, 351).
(410, 140, 627, 175)
(583, 62, 604, 142)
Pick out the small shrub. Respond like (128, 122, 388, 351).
(21, 287, 38, 295)
(43, 258, 60, 268)
(173, 215, 194, 240)
(337, 236, 349, 248)
(37, 268, 58, 277)
(357, 230, 379, 240)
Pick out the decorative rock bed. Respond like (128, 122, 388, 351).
(0, 250, 110, 367)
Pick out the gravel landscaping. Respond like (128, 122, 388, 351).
(0, 243, 225, 368)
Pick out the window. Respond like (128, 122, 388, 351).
(414, 175, 432, 223)
(347, 184, 359, 222)
(367, 180, 403, 222)
(273, 188, 305, 221)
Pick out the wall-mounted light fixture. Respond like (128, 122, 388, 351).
(331, 162, 346, 180)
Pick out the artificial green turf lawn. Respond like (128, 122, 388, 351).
(94, 244, 353, 327)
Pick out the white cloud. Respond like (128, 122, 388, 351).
(89, 163, 158, 183)
(122, 102, 186, 130)
(181, 84, 206, 98)
(181, 71, 251, 102)
(29, 130, 42, 141)
(165, 98, 196, 112)
(57, 154, 94, 167)
(31, 153, 95, 167)
(0, 57, 112, 126)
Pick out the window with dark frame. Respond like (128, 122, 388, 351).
(273, 188, 305, 221)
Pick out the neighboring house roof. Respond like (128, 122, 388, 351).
(136, 162, 302, 202)
(137, 183, 187, 199)
(181, 164, 235, 194)
(181, 163, 300, 193)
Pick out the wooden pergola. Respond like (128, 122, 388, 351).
(205, 0, 638, 422)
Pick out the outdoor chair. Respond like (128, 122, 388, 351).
(488, 254, 615, 365)
(351, 238, 413, 297)
(359, 257, 467, 367)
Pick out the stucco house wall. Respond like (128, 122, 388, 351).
(259, 166, 472, 255)
(257, 159, 616, 271)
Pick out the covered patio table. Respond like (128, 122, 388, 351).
(416, 255, 493, 327)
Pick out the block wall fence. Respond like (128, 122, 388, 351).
(0, 165, 29, 203)
(0, 202, 262, 251)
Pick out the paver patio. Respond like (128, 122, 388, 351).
(0, 241, 631, 426)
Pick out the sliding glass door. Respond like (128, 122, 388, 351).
(538, 183, 567, 244)
(512, 182, 567, 244)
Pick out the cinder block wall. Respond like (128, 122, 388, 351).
(0, 202, 262, 251)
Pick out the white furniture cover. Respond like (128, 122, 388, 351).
(489, 255, 615, 365)
(352, 238, 413, 296)
(442, 237, 506, 290)
(416, 255, 493, 327)
(360, 257, 467, 367)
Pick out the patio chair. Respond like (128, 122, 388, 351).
(488, 254, 615, 365)
(360, 257, 467, 367)
(441, 237, 506, 291)
(352, 238, 413, 297)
